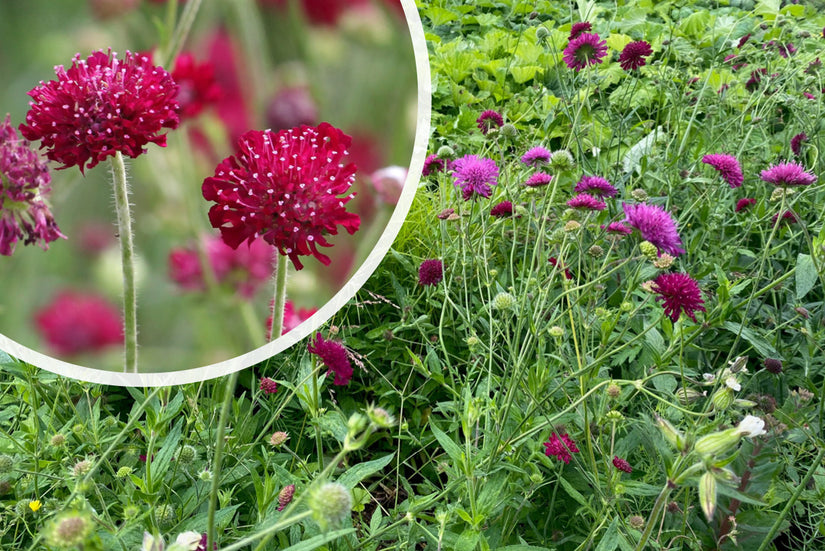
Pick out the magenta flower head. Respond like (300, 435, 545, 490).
(34, 290, 124, 355)
(563, 33, 607, 71)
(308, 333, 353, 386)
(652, 272, 706, 323)
(259, 376, 278, 395)
(790, 133, 808, 157)
(172, 52, 221, 121)
(618, 41, 653, 71)
(760, 161, 817, 187)
(418, 259, 443, 286)
(568, 21, 592, 41)
(612, 456, 632, 473)
(490, 201, 513, 218)
(567, 193, 606, 211)
(735, 198, 756, 212)
(451, 155, 499, 200)
(574, 175, 617, 197)
(521, 146, 552, 167)
(422, 154, 446, 177)
(202, 123, 360, 270)
(622, 202, 685, 256)
(701, 153, 744, 188)
(604, 221, 632, 235)
(0, 115, 65, 256)
(20, 50, 180, 173)
(543, 432, 579, 464)
(524, 172, 553, 188)
(476, 110, 503, 135)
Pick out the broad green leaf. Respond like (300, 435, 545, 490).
(337, 453, 395, 490)
(679, 11, 712, 38)
(595, 516, 620, 551)
(456, 529, 481, 551)
(178, 504, 241, 533)
(430, 422, 465, 466)
(795, 253, 817, 300)
(652, 374, 676, 394)
(721, 322, 779, 359)
(605, 33, 632, 52)
(510, 65, 543, 84)
(422, 6, 458, 26)
(559, 477, 591, 512)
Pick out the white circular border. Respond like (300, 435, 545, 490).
(0, 0, 431, 387)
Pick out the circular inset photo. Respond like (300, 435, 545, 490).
(0, 0, 429, 383)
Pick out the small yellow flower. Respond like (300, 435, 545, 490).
(29, 500, 42, 512)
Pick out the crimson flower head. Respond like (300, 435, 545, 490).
(543, 432, 579, 464)
(701, 153, 744, 188)
(202, 123, 360, 270)
(613, 456, 632, 473)
(422, 154, 446, 176)
(622, 202, 685, 257)
(0, 115, 65, 256)
(20, 50, 180, 173)
(652, 272, 706, 323)
(759, 161, 817, 187)
(618, 41, 653, 71)
(563, 33, 607, 71)
(34, 290, 124, 355)
(568, 21, 592, 41)
(259, 377, 278, 395)
(790, 133, 808, 157)
(451, 155, 499, 200)
(521, 146, 552, 167)
(567, 193, 606, 211)
(418, 259, 444, 286)
(171, 52, 221, 120)
(308, 333, 353, 386)
(476, 110, 503, 135)
(735, 198, 756, 212)
(490, 201, 513, 218)
(574, 175, 617, 197)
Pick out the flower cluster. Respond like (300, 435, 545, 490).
(543, 432, 579, 464)
(652, 272, 706, 323)
(308, 333, 353, 386)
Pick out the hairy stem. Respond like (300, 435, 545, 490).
(110, 152, 138, 374)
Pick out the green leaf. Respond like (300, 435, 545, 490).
(281, 528, 355, 551)
(679, 11, 712, 38)
(422, 6, 458, 26)
(595, 516, 620, 551)
(721, 321, 780, 359)
(455, 529, 481, 551)
(559, 477, 591, 512)
(177, 504, 241, 533)
(496, 546, 553, 551)
(510, 65, 543, 84)
(148, 418, 182, 493)
(652, 374, 677, 394)
(795, 253, 817, 300)
(605, 33, 632, 52)
(430, 422, 465, 466)
(337, 453, 395, 490)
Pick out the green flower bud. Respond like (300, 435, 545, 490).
(606, 383, 621, 399)
(198, 470, 212, 481)
(309, 482, 353, 529)
(655, 415, 687, 452)
(548, 149, 575, 172)
(710, 387, 735, 411)
(639, 241, 658, 260)
(630, 188, 649, 202)
(45, 510, 93, 550)
(699, 472, 717, 521)
(548, 326, 564, 338)
(436, 145, 455, 159)
(0, 454, 13, 474)
(50, 434, 66, 447)
(563, 220, 581, 232)
(177, 445, 197, 465)
(500, 123, 518, 139)
(123, 504, 140, 521)
(72, 459, 93, 478)
(620, 301, 634, 312)
(605, 410, 624, 422)
(694, 428, 740, 457)
(116, 466, 133, 478)
(492, 291, 516, 310)
(588, 245, 604, 258)
(269, 431, 289, 447)
(675, 387, 703, 405)
(536, 26, 550, 40)
(154, 504, 176, 528)
(367, 405, 395, 429)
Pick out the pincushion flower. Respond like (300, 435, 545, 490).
(34, 291, 124, 355)
(308, 333, 353, 386)
(567, 193, 606, 211)
(618, 40, 653, 71)
(451, 155, 499, 200)
(701, 153, 744, 188)
(652, 272, 706, 322)
(521, 146, 552, 167)
(563, 32, 607, 71)
(0, 115, 65, 256)
(422, 154, 446, 176)
(568, 21, 592, 41)
(202, 123, 360, 270)
(476, 110, 503, 135)
(612, 456, 633, 473)
(574, 175, 617, 197)
(171, 52, 221, 120)
(418, 259, 444, 286)
(735, 198, 756, 212)
(490, 201, 513, 218)
(524, 173, 553, 187)
(543, 432, 579, 464)
(622, 202, 685, 256)
(604, 221, 632, 235)
(759, 160, 817, 187)
(20, 50, 180, 173)
(790, 133, 808, 157)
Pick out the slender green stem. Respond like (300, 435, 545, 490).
(269, 255, 289, 341)
(634, 483, 673, 551)
(110, 152, 138, 374)
(159, 0, 204, 68)
(207, 370, 239, 550)
(310, 354, 324, 464)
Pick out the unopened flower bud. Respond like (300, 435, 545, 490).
(710, 387, 735, 411)
(588, 245, 604, 258)
(653, 253, 675, 269)
(155, 504, 176, 528)
(436, 145, 455, 159)
(655, 415, 687, 452)
(367, 405, 395, 429)
(675, 387, 703, 405)
(116, 466, 133, 478)
(269, 431, 289, 447)
(549, 326, 564, 338)
(72, 459, 93, 478)
(177, 445, 197, 465)
(0, 455, 13, 474)
(46, 510, 93, 549)
(699, 472, 717, 521)
(628, 515, 645, 529)
(549, 149, 575, 172)
(500, 123, 518, 139)
(639, 241, 658, 260)
(309, 482, 352, 528)
(620, 301, 633, 312)
(763, 358, 782, 374)
(563, 220, 581, 232)
(605, 410, 624, 422)
(536, 27, 550, 40)
(630, 189, 649, 202)
(606, 382, 621, 399)
(278, 484, 296, 511)
(50, 434, 66, 447)
(492, 291, 516, 310)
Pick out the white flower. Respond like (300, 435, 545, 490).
(725, 376, 741, 392)
(736, 415, 766, 438)
(703, 373, 715, 383)
(142, 533, 164, 551)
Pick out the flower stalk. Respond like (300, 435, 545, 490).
(110, 152, 138, 374)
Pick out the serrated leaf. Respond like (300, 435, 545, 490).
(605, 33, 632, 52)
(510, 65, 543, 84)
(652, 374, 676, 394)
(795, 253, 817, 300)
(337, 453, 395, 490)
(422, 6, 458, 26)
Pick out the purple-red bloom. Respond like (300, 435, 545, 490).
(759, 161, 817, 187)
(790, 133, 808, 157)
(277, 484, 296, 511)
(772, 210, 799, 226)
(418, 259, 443, 286)
(568, 22, 592, 41)
(701, 153, 744, 188)
(521, 146, 552, 167)
(202, 123, 360, 270)
(604, 221, 632, 235)
(567, 193, 606, 211)
(574, 175, 617, 197)
(34, 291, 124, 355)
(524, 172, 553, 187)
(618, 41, 653, 71)
(737, 34, 751, 49)
(259, 377, 278, 395)
(622, 202, 685, 256)
(422, 154, 446, 176)
(172, 52, 221, 120)
(490, 201, 513, 218)
(563, 33, 608, 71)
(266, 300, 318, 340)
(735, 198, 756, 212)
(652, 272, 706, 323)
(543, 432, 579, 464)
(308, 333, 353, 386)
(20, 50, 180, 173)
(0, 115, 65, 256)
(451, 155, 499, 200)
(613, 456, 632, 473)
(168, 235, 275, 298)
(549, 257, 573, 280)
(476, 110, 504, 135)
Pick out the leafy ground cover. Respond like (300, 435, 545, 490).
(2, 0, 825, 550)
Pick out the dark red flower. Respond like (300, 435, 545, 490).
(34, 291, 124, 355)
(772, 210, 799, 226)
(612, 456, 632, 473)
(763, 358, 783, 374)
(476, 110, 504, 135)
(737, 33, 751, 49)
(618, 41, 653, 71)
(652, 272, 706, 323)
(308, 333, 353, 386)
(791, 133, 808, 157)
(266, 87, 318, 131)
(20, 50, 180, 173)
(418, 259, 443, 286)
(549, 256, 573, 280)
(543, 432, 579, 464)
(277, 484, 296, 511)
(568, 22, 592, 41)
(266, 300, 318, 340)
(422, 154, 446, 176)
(735, 198, 756, 212)
(196, 533, 217, 551)
(259, 377, 278, 394)
(171, 52, 221, 121)
(490, 201, 513, 218)
(202, 123, 360, 270)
